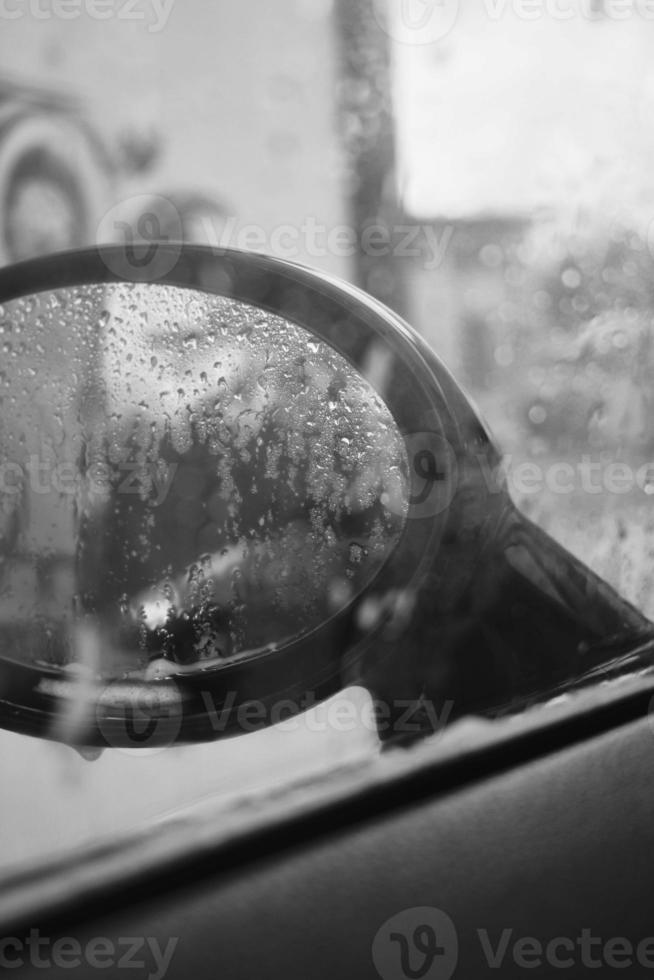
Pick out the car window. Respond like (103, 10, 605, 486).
(0, 0, 652, 881)
(391, 4, 654, 618)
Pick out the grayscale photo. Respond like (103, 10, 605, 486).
(0, 1, 653, 977)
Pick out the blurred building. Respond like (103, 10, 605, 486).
(0, 0, 352, 278)
(392, 5, 654, 395)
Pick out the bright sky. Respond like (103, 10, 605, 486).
(390, 3, 654, 229)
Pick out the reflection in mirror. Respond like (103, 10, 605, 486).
(0, 283, 409, 681)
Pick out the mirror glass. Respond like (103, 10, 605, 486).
(0, 283, 409, 680)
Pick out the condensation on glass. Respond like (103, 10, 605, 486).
(0, 284, 409, 679)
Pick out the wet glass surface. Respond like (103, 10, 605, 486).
(0, 284, 409, 680)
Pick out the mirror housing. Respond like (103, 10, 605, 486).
(0, 245, 650, 748)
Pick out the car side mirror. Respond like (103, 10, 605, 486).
(0, 245, 650, 748)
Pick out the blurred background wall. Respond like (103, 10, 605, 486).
(0, 0, 351, 277)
